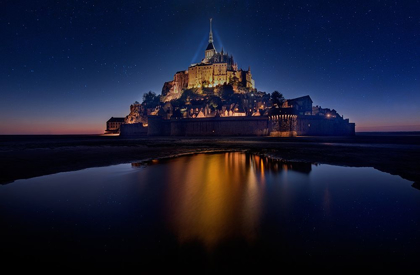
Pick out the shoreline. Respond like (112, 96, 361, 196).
(1, 135, 420, 185)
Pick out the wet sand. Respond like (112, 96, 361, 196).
(1, 134, 420, 186)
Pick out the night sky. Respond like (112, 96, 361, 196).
(1, 0, 419, 134)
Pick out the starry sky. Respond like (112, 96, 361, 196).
(1, 0, 419, 134)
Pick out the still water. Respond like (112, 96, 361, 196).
(1, 152, 419, 272)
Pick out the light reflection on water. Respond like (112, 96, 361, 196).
(153, 153, 314, 248)
(1, 152, 419, 272)
(162, 153, 268, 247)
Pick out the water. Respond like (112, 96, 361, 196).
(1, 152, 419, 273)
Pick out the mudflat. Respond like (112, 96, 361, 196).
(1, 133, 420, 186)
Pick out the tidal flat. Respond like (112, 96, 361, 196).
(1, 133, 420, 186)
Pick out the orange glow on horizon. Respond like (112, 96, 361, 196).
(0, 120, 106, 135)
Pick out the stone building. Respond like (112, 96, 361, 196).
(312, 105, 339, 118)
(105, 117, 125, 134)
(162, 19, 255, 100)
(282, 95, 313, 115)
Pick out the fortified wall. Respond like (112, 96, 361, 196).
(148, 116, 273, 136)
(296, 116, 355, 136)
(146, 115, 298, 137)
(269, 115, 297, 137)
(120, 114, 354, 137)
(119, 122, 148, 136)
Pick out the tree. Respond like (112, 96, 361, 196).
(209, 96, 222, 110)
(171, 108, 182, 118)
(180, 88, 199, 101)
(271, 91, 285, 108)
(220, 84, 234, 101)
(142, 91, 161, 108)
(172, 98, 185, 108)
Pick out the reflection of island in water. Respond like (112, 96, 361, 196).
(133, 152, 312, 248)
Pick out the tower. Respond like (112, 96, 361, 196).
(205, 18, 216, 59)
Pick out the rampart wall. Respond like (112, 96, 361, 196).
(119, 123, 148, 136)
(120, 115, 355, 137)
(296, 116, 355, 136)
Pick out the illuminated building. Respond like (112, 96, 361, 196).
(162, 19, 255, 101)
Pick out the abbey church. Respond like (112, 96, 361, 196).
(162, 19, 255, 101)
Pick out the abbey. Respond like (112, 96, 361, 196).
(107, 19, 355, 137)
(162, 19, 255, 101)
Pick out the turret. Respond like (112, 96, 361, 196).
(209, 18, 213, 44)
(205, 18, 216, 59)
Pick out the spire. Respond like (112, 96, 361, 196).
(209, 18, 213, 43)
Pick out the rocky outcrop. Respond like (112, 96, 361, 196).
(161, 71, 188, 102)
(161, 81, 174, 97)
(125, 102, 148, 124)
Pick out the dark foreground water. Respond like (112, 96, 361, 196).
(1, 152, 419, 273)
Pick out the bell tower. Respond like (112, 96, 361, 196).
(205, 18, 216, 59)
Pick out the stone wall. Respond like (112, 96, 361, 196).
(269, 115, 297, 137)
(296, 116, 355, 136)
(170, 117, 270, 136)
(124, 115, 355, 137)
(119, 123, 148, 136)
(147, 116, 171, 136)
(146, 116, 297, 136)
